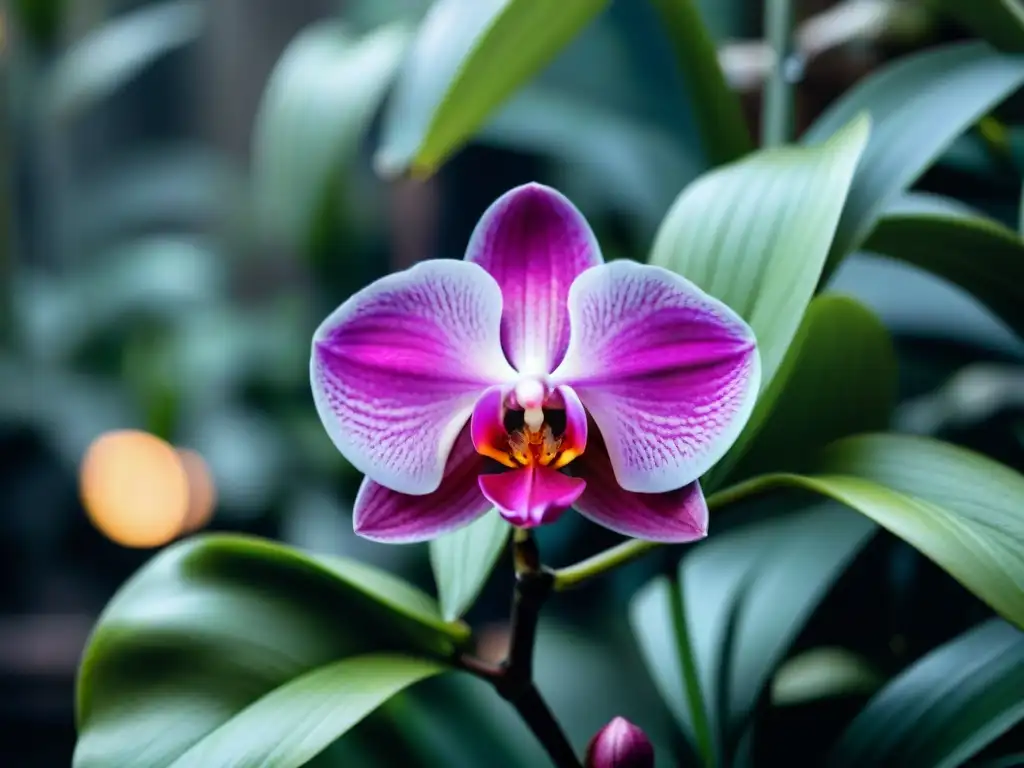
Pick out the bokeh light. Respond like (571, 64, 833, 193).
(79, 430, 190, 548)
(177, 447, 217, 533)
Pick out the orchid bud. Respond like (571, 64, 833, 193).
(585, 717, 655, 768)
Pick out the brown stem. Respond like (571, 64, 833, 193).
(458, 531, 582, 768)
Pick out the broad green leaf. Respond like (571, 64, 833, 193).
(376, 0, 609, 176)
(650, 116, 869, 391)
(771, 647, 884, 706)
(46, 1, 204, 120)
(74, 534, 468, 767)
(803, 42, 1024, 275)
(647, 0, 752, 165)
(728, 435, 1024, 629)
(252, 21, 409, 253)
(167, 655, 445, 768)
(630, 505, 876, 760)
(933, 0, 1024, 53)
(862, 196, 1024, 339)
(706, 294, 896, 491)
(828, 619, 1024, 768)
(430, 512, 509, 621)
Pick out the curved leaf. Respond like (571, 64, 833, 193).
(167, 655, 444, 768)
(707, 293, 896, 490)
(47, 1, 204, 120)
(430, 511, 509, 621)
(771, 648, 884, 706)
(862, 197, 1024, 339)
(803, 41, 1024, 275)
(630, 505, 876, 759)
(75, 534, 467, 767)
(376, 0, 608, 176)
(252, 21, 409, 252)
(650, 115, 869, 392)
(828, 619, 1024, 768)
(722, 435, 1024, 629)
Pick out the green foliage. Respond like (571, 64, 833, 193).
(863, 194, 1024, 339)
(430, 512, 509, 621)
(377, 0, 609, 176)
(933, 0, 1024, 53)
(74, 535, 467, 767)
(252, 21, 410, 256)
(827, 620, 1024, 768)
(803, 41, 1024, 277)
(630, 506, 877, 763)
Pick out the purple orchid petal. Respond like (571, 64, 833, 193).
(312, 259, 516, 495)
(478, 465, 586, 528)
(553, 260, 760, 494)
(470, 384, 516, 468)
(572, 429, 708, 542)
(354, 427, 492, 542)
(552, 384, 587, 469)
(466, 183, 603, 376)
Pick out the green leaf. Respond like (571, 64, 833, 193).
(252, 21, 409, 253)
(167, 655, 444, 768)
(862, 195, 1024, 339)
(802, 41, 1024, 276)
(708, 294, 896, 489)
(647, 0, 752, 165)
(771, 647, 884, 706)
(722, 435, 1024, 629)
(430, 512, 510, 621)
(74, 534, 468, 767)
(376, 0, 609, 176)
(650, 115, 869, 392)
(630, 505, 876, 759)
(933, 0, 1024, 53)
(46, 1, 204, 120)
(827, 619, 1024, 768)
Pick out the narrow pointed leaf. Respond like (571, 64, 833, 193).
(430, 511, 509, 621)
(630, 505, 876, 757)
(167, 655, 445, 768)
(376, 0, 609, 176)
(74, 534, 467, 767)
(828, 619, 1024, 768)
(650, 115, 869, 392)
(46, 1, 204, 120)
(707, 294, 896, 489)
(252, 21, 409, 252)
(862, 195, 1024, 339)
(803, 42, 1024, 275)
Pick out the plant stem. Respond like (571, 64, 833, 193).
(647, 0, 753, 165)
(458, 531, 582, 768)
(551, 475, 779, 591)
(762, 0, 797, 147)
(668, 576, 716, 767)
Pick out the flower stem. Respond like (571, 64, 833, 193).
(459, 531, 582, 768)
(551, 475, 778, 591)
(762, 0, 797, 147)
(669, 576, 716, 767)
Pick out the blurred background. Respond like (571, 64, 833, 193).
(3, 0, 1024, 765)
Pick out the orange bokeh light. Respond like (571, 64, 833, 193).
(177, 447, 217, 533)
(80, 429, 190, 548)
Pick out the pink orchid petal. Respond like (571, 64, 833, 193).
(553, 260, 760, 494)
(466, 183, 603, 376)
(553, 384, 587, 469)
(470, 384, 516, 468)
(478, 465, 586, 528)
(573, 432, 708, 542)
(312, 259, 516, 495)
(354, 428, 492, 543)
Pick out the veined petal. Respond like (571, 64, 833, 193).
(354, 428, 492, 543)
(312, 259, 516, 495)
(553, 260, 760, 494)
(466, 183, 603, 376)
(573, 431, 708, 542)
(479, 465, 585, 528)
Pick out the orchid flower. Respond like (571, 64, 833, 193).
(311, 183, 760, 543)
